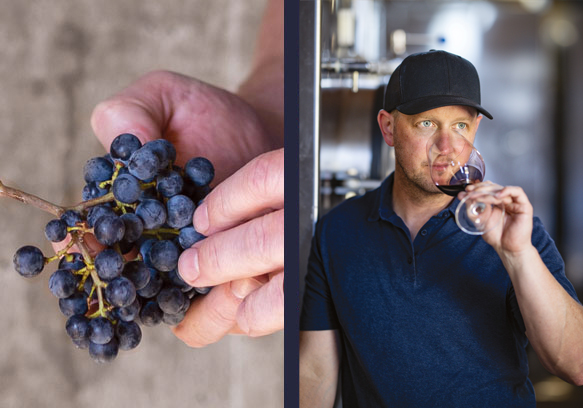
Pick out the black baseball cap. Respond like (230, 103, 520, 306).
(383, 50, 493, 120)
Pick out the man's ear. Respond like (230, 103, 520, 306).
(377, 109, 396, 147)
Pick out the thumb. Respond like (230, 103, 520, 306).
(90, 71, 176, 150)
(236, 271, 284, 337)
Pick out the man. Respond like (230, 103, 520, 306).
(300, 50, 583, 407)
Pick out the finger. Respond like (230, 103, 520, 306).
(178, 209, 284, 287)
(171, 283, 239, 347)
(464, 180, 501, 193)
(171, 277, 263, 347)
(236, 271, 284, 337)
(193, 149, 284, 235)
(494, 186, 528, 202)
(90, 71, 171, 149)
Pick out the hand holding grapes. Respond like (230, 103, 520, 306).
(90, 71, 284, 346)
(175, 148, 284, 343)
(90, 70, 278, 183)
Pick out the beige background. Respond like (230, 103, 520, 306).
(0, 0, 283, 407)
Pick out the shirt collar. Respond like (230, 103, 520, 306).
(367, 172, 459, 222)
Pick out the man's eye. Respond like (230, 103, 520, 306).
(421, 120, 432, 127)
(457, 123, 467, 130)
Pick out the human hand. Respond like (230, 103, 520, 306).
(90, 70, 278, 185)
(172, 148, 284, 347)
(459, 181, 534, 255)
(89, 70, 284, 347)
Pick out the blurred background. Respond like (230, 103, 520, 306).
(0, 0, 283, 407)
(300, 0, 583, 406)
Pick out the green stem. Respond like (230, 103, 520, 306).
(70, 231, 109, 318)
(142, 227, 180, 236)
(45, 239, 76, 264)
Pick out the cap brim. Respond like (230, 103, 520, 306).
(397, 95, 493, 120)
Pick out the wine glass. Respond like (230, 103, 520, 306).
(426, 133, 504, 235)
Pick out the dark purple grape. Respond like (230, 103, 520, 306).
(83, 275, 94, 295)
(185, 157, 214, 187)
(167, 269, 193, 292)
(128, 147, 160, 181)
(166, 195, 195, 229)
(89, 317, 115, 345)
(112, 173, 142, 204)
(58, 292, 88, 317)
(185, 288, 198, 299)
(60, 210, 83, 227)
(156, 170, 183, 198)
(94, 215, 125, 246)
(82, 182, 109, 201)
(136, 268, 163, 298)
(59, 252, 85, 271)
(48, 269, 77, 298)
(145, 139, 176, 169)
(65, 314, 90, 341)
(135, 199, 167, 230)
(105, 276, 136, 308)
(83, 156, 114, 183)
(110, 133, 142, 162)
(156, 286, 187, 315)
(44, 219, 68, 242)
(89, 337, 119, 363)
(112, 298, 141, 322)
(94, 248, 124, 280)
(139, 238, 156, 267)
(86, 205, 116, 228)
(162, 310, 187, 326)
(178, 226, 205, 249)
(116, 320, 142, 350)
(194, 286, 212, 295)
(120, 213, 143, 243)
(122, 261, 151, 290)
(13, 245, 45, 277)
(139, 300, 163, 326)
(148, 240, 179, 272)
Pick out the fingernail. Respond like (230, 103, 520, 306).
(178, 247, 200, 284)
(194, 202, 209, 234)
(230, 277, 264, 299)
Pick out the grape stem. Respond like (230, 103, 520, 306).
(70, 231, 108, 318)
(67, 192, 116, 213)
(0, 179, 117, 216)
(0, 180, 64, 216)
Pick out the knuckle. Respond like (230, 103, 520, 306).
(245, 151, 283, 199)
(207, 301, 236, 329)
(245, 217, 270, 265)
(245, 211, 283, 268)
(198, 238, 223, 276)
(207, 183, 232, 223)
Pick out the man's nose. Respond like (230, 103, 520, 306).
(433, 131, 457, 155)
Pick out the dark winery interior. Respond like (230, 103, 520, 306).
(299, 0, 583, 406)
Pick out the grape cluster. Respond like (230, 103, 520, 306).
(12, 133, 214, 363)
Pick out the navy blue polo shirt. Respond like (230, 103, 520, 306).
(300, 173, 580, 408)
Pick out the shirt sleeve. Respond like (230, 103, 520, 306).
(300, 218, 340, 331)
(508, 217, 581, 334)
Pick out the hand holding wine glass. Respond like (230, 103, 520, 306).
(427, 132, 504, 235)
